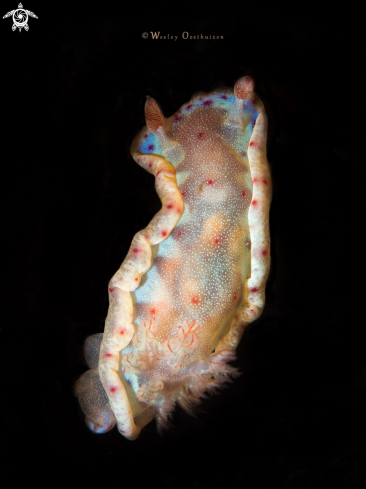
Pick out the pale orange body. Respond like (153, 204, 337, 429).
(75, 77, 272, 439)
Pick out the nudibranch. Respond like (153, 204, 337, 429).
(75, 76, 272, 440)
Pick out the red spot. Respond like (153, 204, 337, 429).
(191, 296, 199, 304)
(251, 287, 259, 293)
(249, 141, 259, 148)
(176, 207, 181, 213)
(250, 309, 254, 312)
(221, 95, 228, 100)
(207, 178, 214, 185)
(108, 287, 114, 293)
(213, 237, 220, 245)
(167, 204, 173, 209)
(197, 132, 205, 140)
(252, 200, 257, 206)
(203, 99, 213, 106)
(135, 277, 138, 281)
(253, 177, 257, 183)
(105, 353, 113, 357)
(144, 134, 148, 139)
(241, 190, 246, 198)
(132, 248, 140, 253)
(261, 249, 268, 256)
(148, 144, 155, 151)
(150, 308, 157, 316)
(186, 104, 193, 110)
(174, 114, 182, 123)
(119, 328, 126, 335)
(149, 162, 152, 168)
(181, 191, 187, 198)
(262, 179, 268, 185)
(176, 230, 182, 238)
(233, 291, 239, 302)
(161, 230, 167, 237)
(110, 386, 117, 393)
(156, 170, 162, 177)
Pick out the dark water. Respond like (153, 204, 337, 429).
(1, 6, 366, 488)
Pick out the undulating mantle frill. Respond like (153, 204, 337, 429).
(75, 76, 272, 440)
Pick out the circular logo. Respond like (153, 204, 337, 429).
(142, 32, 148, 39)
(13, 8, 28, 28)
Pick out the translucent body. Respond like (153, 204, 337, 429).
(127, 103, 253, 393)
(75, 77, 272, 439)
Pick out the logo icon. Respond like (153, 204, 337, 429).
(3, 3, 38, 31)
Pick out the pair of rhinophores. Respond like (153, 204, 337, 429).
(75, 76, 272, 440)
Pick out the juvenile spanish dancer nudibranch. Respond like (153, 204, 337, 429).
(75, 76, 272, 440)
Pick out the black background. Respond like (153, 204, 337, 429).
(1, 5, 366, 487)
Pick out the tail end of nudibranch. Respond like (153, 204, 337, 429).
(144, 96, 184, 164)
(225, 75, 255, 128)
(74, 333, 117, 433)
(74, 368, 117, 434)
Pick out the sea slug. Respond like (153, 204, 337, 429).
(75, 76, 272, 440)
